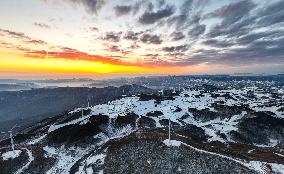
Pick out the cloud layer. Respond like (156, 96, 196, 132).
(1, 0, 284, 71)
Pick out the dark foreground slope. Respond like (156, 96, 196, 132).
(90, 133, 257, 174)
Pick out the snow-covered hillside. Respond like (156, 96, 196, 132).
(0, 83, 283, 174)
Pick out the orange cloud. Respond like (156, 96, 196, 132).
(24, 47, 128, 66)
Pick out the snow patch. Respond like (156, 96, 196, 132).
(75, 153, 106, 174)
(247, 161, 266, 174)
(44, 145, 95, 174)
(274, 153, 284, 157)
(163, 139, 181, 147)
(86, 167, 93, 174)
(1, 150, 21, 160)
(86, 153, 106, 165)
(269, 163, 284, 174)
(108, 124, 135, 140)
(27, 135, 47, 145)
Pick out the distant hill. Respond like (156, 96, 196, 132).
(0, 85, 154, 134)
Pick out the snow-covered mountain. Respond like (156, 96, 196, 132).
(0, 83, 284, 174)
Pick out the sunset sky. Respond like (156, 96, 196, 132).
(0, 0, 284, 79)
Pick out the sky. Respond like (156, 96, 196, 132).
(0, 0, 284, 79)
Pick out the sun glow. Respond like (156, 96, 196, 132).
(0, 52, 145, 74)
(0, 47, 207, 78)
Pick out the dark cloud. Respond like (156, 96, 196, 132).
(174, 0, 194, 28)
(114, 5, 132, 16)
(121, 50, 132, 55)
(90, 27, 99, 32)
(166, 0, 208, 31)
(188, 24, 206, 39)
(167, 14, 188, 30)
(146, 2, 154, 12)
(127, 0, 283, 67)
(138, 5, 175, 24)
(25, 39, 47, 45)
(166, 52, 186, 57)
(107, 45, 121, 52)
(215, 38, 284, 65)
(203, 39, 234, 48)
(205, 1, 256, 38)
(62, 0, 106, 14)
(189, 36, 284, 66)
(0, 42, 32, 52)
(206, 17, 254, 38)
(193, 48, 218, 55)
(142, 54, 163, 64)
(180, 0, 194, 15)
(33, 22, 51, 29)
(129, 43, 140, 49)
(190, 14, 202, 25)
(257, 11, 284, 27)
(131, 1, 148, 15)
(206, 0, 256, 26)
(206, 0, 283, 39)
(237, 30, 284, 45)
(162, 45, 189, 52)
(0, 29, 31, 40)
(144, 53, 159, 57)
(123, 31, 141, 41)
(102, 32, 122, 42)
(106, 45, 132, 55)
(0, 28, 47, 45)
(165, 0, 191, 30)
(142, 55, 175, 66)
(170, 32, 185, 41)
(257, 0, 284, 17)
(103, 1, 284, 67)
(140, 33, 162, 44)
(195, 0, 210, 9)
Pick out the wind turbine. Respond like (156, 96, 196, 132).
(1, 124, 20, 154)
(81, 107, 84, 117)
(87, 95, 91, 109)
(168, 116, 171, 142)
(159, 89, 164, 96)
(87, 99, 90, 109)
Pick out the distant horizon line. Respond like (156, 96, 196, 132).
(0, 72, 284, 81)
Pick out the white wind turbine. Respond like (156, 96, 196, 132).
(159, 89, 164, 96)
(1, 124, 20, 154)
(81, 107, 84, 117)
(168, 116, 171, 142)
(87, 100, 90, 109)
(87, 96, 91, 109)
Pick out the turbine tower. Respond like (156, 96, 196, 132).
(168, 117, 171, 141)
(1, 124, 19, 154)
